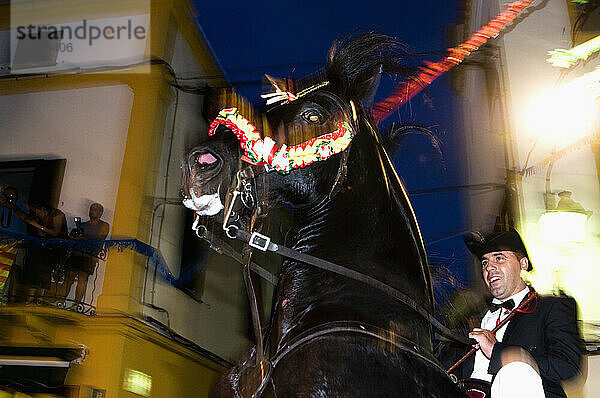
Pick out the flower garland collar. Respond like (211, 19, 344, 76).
(208, 108, 355, 174)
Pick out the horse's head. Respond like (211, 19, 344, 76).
(183, 33, 411, 221)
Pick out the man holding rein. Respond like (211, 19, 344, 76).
(461, 229, 583, 398)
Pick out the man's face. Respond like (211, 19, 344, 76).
(481, 250, 528, 300)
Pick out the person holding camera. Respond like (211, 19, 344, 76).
(62, 203, 109, 304)
(2, 186, 70, 302)
(24, 201, 68, 301)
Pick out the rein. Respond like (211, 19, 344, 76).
(225, 221, 471, 346)
(447, 290, 538, 374)
(193, 223, 277, 286)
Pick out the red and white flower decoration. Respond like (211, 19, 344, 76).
(209, 108, 355, 174)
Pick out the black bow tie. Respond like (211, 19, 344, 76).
(489, 299, 515, 313)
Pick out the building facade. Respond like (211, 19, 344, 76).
(0, 0, 261, 396)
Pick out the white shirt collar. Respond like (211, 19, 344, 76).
(490, 285, 530, 310)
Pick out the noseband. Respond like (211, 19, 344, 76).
(209, 107, 356, 174)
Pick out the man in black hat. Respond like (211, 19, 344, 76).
(462, 229, 583, 398)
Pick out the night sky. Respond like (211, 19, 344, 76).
(193, 0, 473, 300)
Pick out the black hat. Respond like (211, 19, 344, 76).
(464, 229, 533, 271)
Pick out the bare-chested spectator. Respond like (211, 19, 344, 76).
(23, 202, 68, 302)
(62, 203, 109, 304)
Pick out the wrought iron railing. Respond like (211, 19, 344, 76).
(0, 228, 176, 316)
(1, 294, 98, 315)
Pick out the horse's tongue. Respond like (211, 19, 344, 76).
(197, 153, 218, 164)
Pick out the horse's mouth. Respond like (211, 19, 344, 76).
(183, 191, 224, 216)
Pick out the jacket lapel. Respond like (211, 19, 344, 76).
(503, 307, 535, 342)
(502, 311, 520, 342)
(503, 290, 538, 342)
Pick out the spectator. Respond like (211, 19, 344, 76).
(23, 202, 68, 302)
(62, 203, 109, 304)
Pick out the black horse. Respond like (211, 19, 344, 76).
(183, 33, 466, 397)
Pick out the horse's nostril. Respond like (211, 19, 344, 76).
(197, 152, 218, 165)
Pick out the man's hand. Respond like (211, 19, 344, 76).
(469, 328, 497, 359)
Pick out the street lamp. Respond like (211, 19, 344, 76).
(539, 190, 591, 246)
(537, 190, 592, 293)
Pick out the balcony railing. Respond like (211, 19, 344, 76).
(1, 293, 99, 315)
(0, 230, 175, 316)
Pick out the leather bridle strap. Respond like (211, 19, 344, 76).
(227, 225, 470, 345)
(271, 321, 441, 368)
(194, 224, 277, 285)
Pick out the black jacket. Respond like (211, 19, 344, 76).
(461, 294, 583, 398)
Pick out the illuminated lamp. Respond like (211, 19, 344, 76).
(539, 190, 591, 245)
(523, 73, 599, 144)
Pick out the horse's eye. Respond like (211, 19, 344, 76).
(302, 110, 322, 124)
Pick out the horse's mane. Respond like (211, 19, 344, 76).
(326, 33, 412, 104)
(273, 32, 413, 114)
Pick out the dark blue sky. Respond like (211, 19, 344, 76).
(195, 1, 458, 81)
(194, 1, 473, 292)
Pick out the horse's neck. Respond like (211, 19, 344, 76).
(288, 171, 427, 295)
(270, 149, 433, 353)
(290, 140, 426, 279)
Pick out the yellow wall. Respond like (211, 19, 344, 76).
(0, 306, 225, 397)
(0, 0, 224, 316)
(0, 0, 229, 395)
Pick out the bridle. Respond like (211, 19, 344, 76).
(192, 96, 468, 397)
(203, 164, 470, 345)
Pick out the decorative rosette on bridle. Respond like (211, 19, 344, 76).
(208, 108, 355, 174)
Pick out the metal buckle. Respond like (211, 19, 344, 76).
(249, 232, 271, 251)
(222, 190, 241, 234)
(225, 225, 239, 239)
(194, 223, 208, 239)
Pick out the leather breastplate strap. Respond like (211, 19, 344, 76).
(248, 321, 455, 398)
